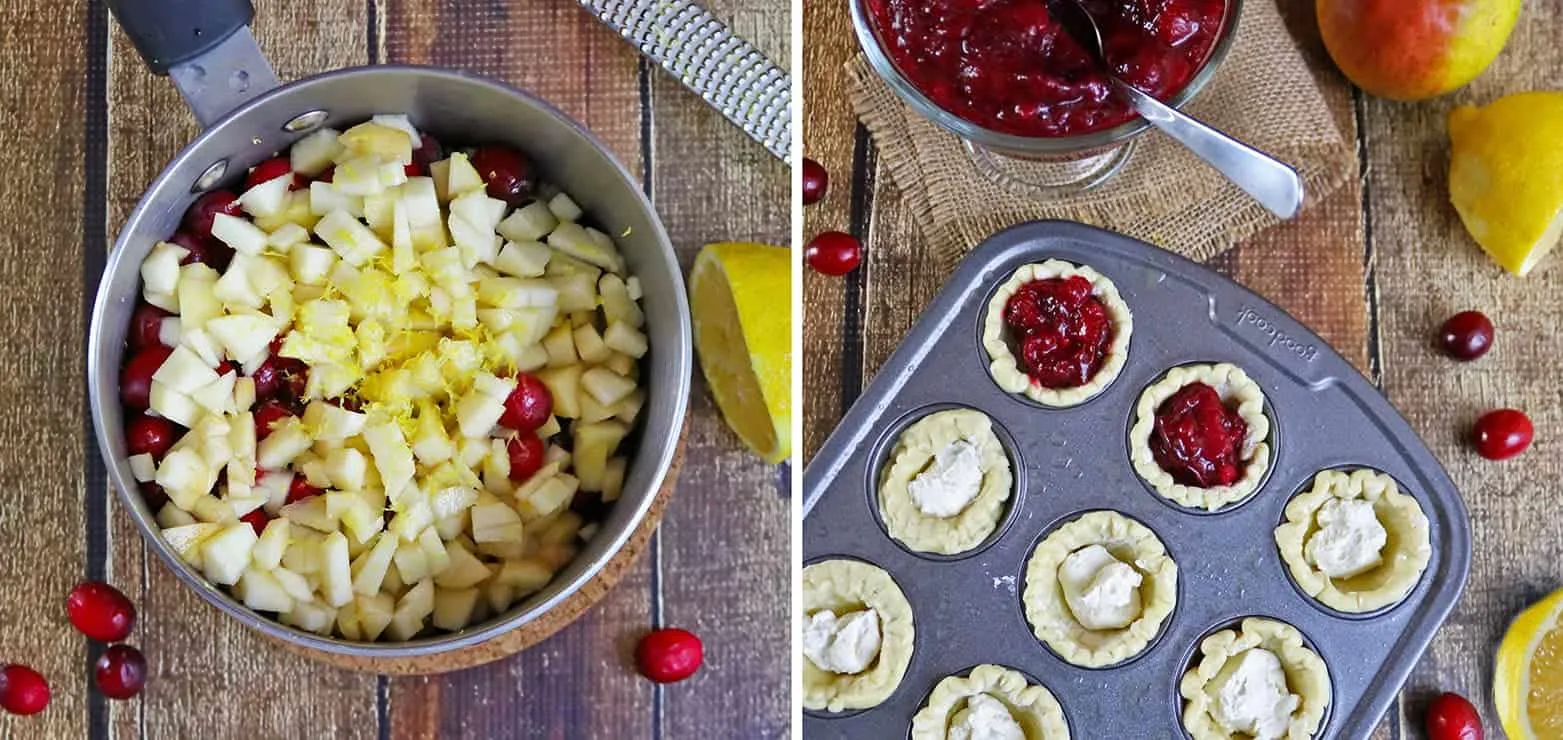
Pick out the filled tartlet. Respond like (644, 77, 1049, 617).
(1274, 469, 1431, 613)
(910, 664, 1070, 740)
(982, 260, 1132, 408)
(1022, 511, 1176, 668)
(802, 559, 915, 712)
(1180, 618, 1331, 740)
(878, 408, 1013, 555)
(120, 116, 649, 640)
(1130, 363, 1271, 511)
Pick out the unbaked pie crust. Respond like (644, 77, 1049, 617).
(1022, 511, 1177, 668)
(981, 260, 1133, 408)
(1274, 468, 1431, 613)
(802, 559, 915, 712)
(1129, 363, 1272, 512)
(910, 664, 1070, 740)
(1180, 617, 1331, 740)
(878, 408, 1013, 555)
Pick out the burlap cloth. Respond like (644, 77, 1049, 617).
(847, 0, 1354, 268)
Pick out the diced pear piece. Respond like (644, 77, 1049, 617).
(267, 222, 310, 249)
(236, 568, 293, 613)
(476, 276, 557, 309)
(517, 475, 576, 520)
(453, 382, 511, 439)
(547, 192, 583, 222)
(211, 213, 269, 255)
(445, 152, 485, 197)
(290, 128, 343, 175)
(398, 177, 446, 251)
(432, 587, 480, 631)
(157, 447, 217, 510)
(581, 367, 636, 406)
(363, 418, 416, 500)
(450, 190, 507, 231)
(485, 579, 516, 614)
(257, 418, 313, 470)
(498, 201, 558, 243)
(309, 181, 363, 218)
(598, 274, 645, 329)
(536, 365, 583, 419)
(602, 321, 648, 359)
(152, 345, 217, 394)
(386, 581, 434, 641)
(496, 557, 554, 598)
(149, 382, 200, 427)
(288, 244, 338, 286)
(162, 522, 223, 567)
(546, 221, 623, 274)
(281, 529, 324, 574)
(336, 602, 364, 641)
(572, 420, 628, 493)
(206, 314, 283, 366)
(239, 174, 292, 219)
(393, 541, 431, 584)
(339, 121, 413, 163)
(494, 240, 551, 278)
(273, 567, 313, 604)
(602, 457, 628, 502)
(141, 241, 189, 295)
(281, 495, 338, 533)
(411, 403, 455, 466)
(324, 447, 369, 491)
(319, 531, 354, 607)
(573, 324, 612, 364)
(541, 324, 578, 367)
(314, 403, 368, 441)
(252, 518, 290, 570)
(332, 154, 389, 197)
(315, 209, 388, 267)
(281, 600, 337, 635)
(351, 533, 399, 596)
(433, 540, 492, 589)
(199, 522, 259, 586)
(470, 501, 525, 546)
(355, 592, 395, 641)
(418, 527, 451, 576)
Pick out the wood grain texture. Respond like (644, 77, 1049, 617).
(102, 2, 382, 738)
(380, 0, 656, 736)
(648, 0, 792, 734)
(1367, 2, 1563, 730)
(0, 1, 90, 738)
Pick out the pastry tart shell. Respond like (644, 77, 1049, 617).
(981, 260, 1133, 408)
(801, 559, 916, 712)
(878, 408, 1013, 555)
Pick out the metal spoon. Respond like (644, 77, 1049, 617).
(1049, 0, 1305, 219)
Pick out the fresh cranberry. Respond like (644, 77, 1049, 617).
(120, 345, 173, 410)
(1150, 382, 1249, 488)
(507, 433, 547, 482)
(1439, 311, 1494, 361)
(0, 664, 50, 715)
(802, 157, 829, 205)
(1425, 692, 1482, 740)
(253, 400, 293, 442)
(125, 415, 178, 459)
(66, 581, 136, 642)
(214, 360, 237, 376)
(315, 165, 335, 183)
(181, 190, 242, 238)
(240, 509, 271, 536)
(469, 146, 535, 205)
(93, 644, 147, 700)
(286, 475, 324, 505)
(412, 134, 444, 168)
(499, 374, 553, 431)
(244, 156, 303, 191)
(403, 161, 424, 177)
(138, 482, 169, 509)
(128, 303, 170, 351)
(168, 230, 234, 272)
(1472, 409, 1532, 460)
(251, 354, 309, 402)
(804, 231, 862, 276)
(1002, 277, 1111, 388)
(635, 628, 703, 683)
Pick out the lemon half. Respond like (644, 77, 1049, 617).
(1496, 586, 1563, 739)
(689, 242, 791, 464)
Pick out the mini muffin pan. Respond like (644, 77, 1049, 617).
(802, 221, 1472, 738)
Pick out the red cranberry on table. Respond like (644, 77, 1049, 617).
(804, 231, 863, 276)
(181, 190, 242, 239)
(499, 374, 553, 431)
(120, 345, 173, 410)
(802, 157, 829, 205)
(128, 303, 170, 351)
(244, 156, 303, 191)
(93, 644, 147, 700)
(507, 432, 546, 483)
(1472, 409, 1533, 460)
(1425, 691, 1482, 740)
(0, 664, 50, 715)
(635, 627, 703, 684)
(470, 146, 535, 205)
(125, 415, 178, 460)
(1438, 311, 1494, 361)
(66, 581, 136, 642)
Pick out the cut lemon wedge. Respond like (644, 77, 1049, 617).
(689, 242, 791, 464)
(1496, 586, 1563, 739)
(1447, 92, 1563, 276)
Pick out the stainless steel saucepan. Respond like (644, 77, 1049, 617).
(89, 0, 691, 659)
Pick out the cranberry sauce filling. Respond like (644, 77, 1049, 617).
(1149, 382, 1248, 487)
(868, 0, 1225, 137)
(1002, 276, 1112, 389)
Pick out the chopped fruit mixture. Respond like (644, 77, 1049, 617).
(120, 114, 649, 642)
(93, 645, 147, 701)
(1001, 276, 1112, 389)
(1149, 382, 1248, 487)
(66, 581, 137, 642)
(0, 664, 49, 715)
(866, 0, 1226, 136)
(636, 628, 704, 684)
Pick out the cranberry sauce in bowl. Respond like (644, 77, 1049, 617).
(862, 0, 1229, 139)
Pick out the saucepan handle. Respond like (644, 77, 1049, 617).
(106, 0, 280, 128)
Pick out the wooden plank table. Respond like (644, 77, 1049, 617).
(0, 0, 789, 737)
(804, 1, 1562, 736)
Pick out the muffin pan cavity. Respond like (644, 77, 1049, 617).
(803, 222, 1470, 739)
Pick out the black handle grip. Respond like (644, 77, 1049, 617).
(107, 0, 256, 75)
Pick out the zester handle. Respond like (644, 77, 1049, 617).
(581, 0, 792, 162)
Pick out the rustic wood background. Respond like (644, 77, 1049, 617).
(0, 0, 789, 737)
(804, 1, 1561, 737)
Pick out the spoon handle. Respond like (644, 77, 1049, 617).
(1114, 81, 1305, 219)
